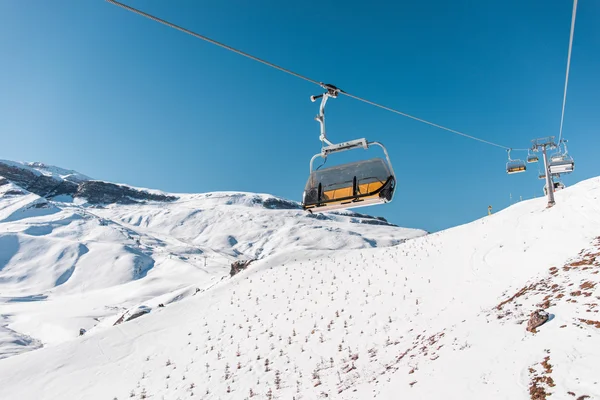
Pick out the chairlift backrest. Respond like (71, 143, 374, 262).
(302, 157, 395, 212)
(305, 158, 391, 192)
(506, 160, 526, 174)
(548, 159, 574, 175)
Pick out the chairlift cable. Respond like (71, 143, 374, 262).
(106, 0, 525, 152)
(557, 0, 578, 146)
(104, 0, 320, 87)
(341, 92, 518, 150)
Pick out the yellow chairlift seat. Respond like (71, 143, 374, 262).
(506, 149, 526, 174)
(506, 161, 526, 174)
(302, 158, 395, 212)
(527, 154, 539, 163)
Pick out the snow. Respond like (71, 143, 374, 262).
(0, 175, 424, 361)
(0, 181, 59, 223)
(24, 161, 92, 183)
(0, 159, 92, 183)
(0, 171, 598, 400)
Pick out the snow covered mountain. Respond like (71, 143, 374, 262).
(0, 161, 425, 362)
(1, 161, 599, 400)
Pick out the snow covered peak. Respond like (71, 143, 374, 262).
(0, 160, 91, 183)
(24, 161, 92, 183)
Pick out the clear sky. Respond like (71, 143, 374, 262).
(1, 0, 599, 232)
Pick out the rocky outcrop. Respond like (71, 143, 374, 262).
(350, 217, 397, 227)
(0, 161, 178, 205)
(252, 196, 301, 210)
(230, 260, 254, 277)
(75, 181, 178, 205)
(527, 309, 549, 332)
(113, 306, 151, 326)
(0, 162, 78, 198)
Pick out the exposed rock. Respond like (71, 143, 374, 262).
(305, 213, 331, 221)
(230, 259, 254, 277)
(113, 306, 151, 326)
(0, 161, 79, 198)
(75, 181, 178, 205)
(125, 307, 151, 322)
(1, 161, 178, 205)
(2, 189, 26, 197)
(350, 217, 397, 227)
(527, 309, 549, 332)
(253, 196, 301, 210)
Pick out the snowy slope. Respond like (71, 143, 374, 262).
(0, 175, 598, 399)
(0, 169, 424, 360)
(0, 179, 59, 223)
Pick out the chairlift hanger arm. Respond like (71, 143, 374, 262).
(311, 84, 343, 146)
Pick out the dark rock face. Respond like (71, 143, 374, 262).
(75, 181, 178, 205)
(125, 308, 151, 322)
(252, 196, 301, 210)
(350, 217, 397, 227)
(230, 259, 254, 277)
(305, 213, 331, 221)
(334, 210, 390, 223)
(0, 161, 178, 205)
(113, 307, 151, 326)
(0, 176, 8, 186)
(0, 162, 78, 198)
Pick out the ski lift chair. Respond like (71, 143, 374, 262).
(527, 150, 539, 163)
(506, 150, 526, 174)
(548, 158, 574, 175)
(548, 140, 574, 175)
(303, 157, 395, 212)
(301, 84, 396, 213)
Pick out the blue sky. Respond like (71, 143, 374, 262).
(1, 0, 599, 232)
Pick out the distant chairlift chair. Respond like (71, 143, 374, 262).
(548, 140, 575, 175)
(506, 149, 526, 174)
(527, 149, 539, 163)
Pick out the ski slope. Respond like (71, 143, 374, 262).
(0, 172, 424, 361)
(0, 173, 598, 399)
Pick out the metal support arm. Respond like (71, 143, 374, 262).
(311, 84, 341, 147)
